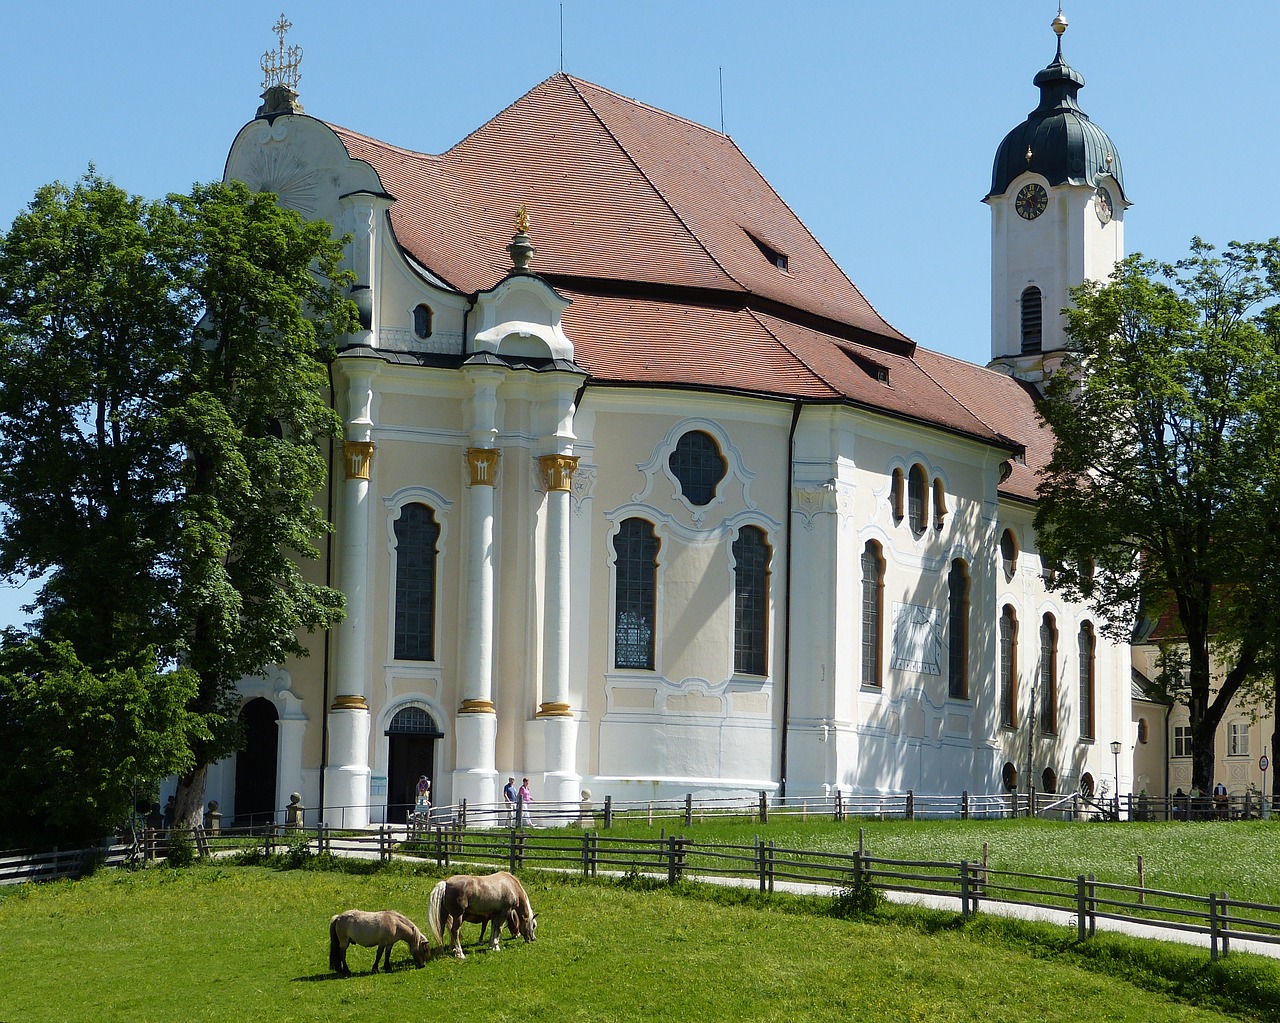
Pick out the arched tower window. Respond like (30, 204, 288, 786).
(1020, 286, 1043, 354)
(890, 468, 905, 525)
(1039, 614, 1058, 733)
(1000, 605, 1018, 727)
(393, 503, 440, 661)
(948, 560, 970, 699)
(613, 518, 660, 669)
(732, 527, 770, 676)
(861, 541, 885, 688)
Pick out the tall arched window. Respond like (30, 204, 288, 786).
(1000, 605, 1018, 727)
(908, 463, 928, 536)
(932, 479, 947, 531)
(947, 560, 969, 699)
(1078, 621, 1096, 739)
(669, 430, 726, 506)
(1020, 286, 1042, 354)
(1000, 528, 1019, 578)
(1039, 614, 1058, 733)
(861, 541, 885, 688)
(614, 518, 660, 669)
(890, 468, 905, 525)
(732, 527, 770, 676)
(393, 503, 440, 660)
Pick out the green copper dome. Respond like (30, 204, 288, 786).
(988, 28, 1125, 202)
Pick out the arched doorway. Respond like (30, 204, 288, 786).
(235, 697, 279, 828)
(386, 706, 443, 824)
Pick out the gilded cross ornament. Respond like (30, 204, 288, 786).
(261, 12, 303, 91)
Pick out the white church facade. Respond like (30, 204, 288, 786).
(207, 16, 1139, 827)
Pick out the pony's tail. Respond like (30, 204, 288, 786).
(427, 880, 446, 945)
(329, 917, 343, 972)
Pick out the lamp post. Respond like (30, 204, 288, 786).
(1110, 740, 1123, 820)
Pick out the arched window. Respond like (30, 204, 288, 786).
(1137, 717, 1149, 745)
(1080, 772, 1095, 798)
(908, 463, 928, 536)
(1000, 528, 1018, 579)
(947, 560, 969, 699)
(1020, 286, 1042, 354)
(890, 468, 905, 525)
(1078, 621, 1096, 739)
(413, 303, 433, 339)
(668, 430, 726, 506)
(614, 518, 660, 669)
(932, 478, 947, 531)
(1041, 766, 1058, 794)
(732, 527, 770, 676)
(861, 541, 885, 688)
(1000, 605, 1018, 727)
(1039, 614, 1058, 733)
(393, 503, 440, 660)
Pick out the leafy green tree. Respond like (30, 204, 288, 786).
(1035, 238, 1280, 795)
(0, 638, 203, 848)
(0, 173, 355, 840)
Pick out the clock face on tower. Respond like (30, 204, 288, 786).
(1094, 186, 1114, 224)
(1015, 183, 1048, 220)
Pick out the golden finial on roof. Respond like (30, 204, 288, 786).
(261, 12, 303, 92)
(507, 205, 536, 274)
(1052, 6, 1068, 39)
(516, 205, 530, 234)
(1026, 146, 1033, 165)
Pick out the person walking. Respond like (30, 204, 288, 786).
(517, 777, 533, 827)
(503, 776, 517, 826)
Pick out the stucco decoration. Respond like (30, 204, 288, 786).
(471, 274, 573, 361)
(239, 135, 322, 218)
(793, 479, 856, 530)
(570, 462, 597, 516)
(633, 418, 758, 527)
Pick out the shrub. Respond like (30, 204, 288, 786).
(165, 830, 196, 868)
(829, 875, 884, 919)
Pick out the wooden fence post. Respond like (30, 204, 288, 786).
(685, 793, 693, 826)
(604, 795, 613, 829)
(757, 836, 767, 893)
(767, 840, 775, 893)
(1076, 875, 1087, 942)
(960, 860, 971, 917)
(1221, 892, 1230, 957)
(835, 789, 844, 821)
(962, 790, 970, 820)
(1087, 873, 1097, 937)
(906, 790, 915, 820)
(1210, 893, 1220, 960)
(760, 790, 768, 824)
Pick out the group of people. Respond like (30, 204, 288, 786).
(503, 776, 533, 825)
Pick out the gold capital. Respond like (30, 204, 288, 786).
(535, 701, 573, 718)
(344, 440, 375, 480)
(466, 448, 500, 486)
(539, 454, 579, 492)
(331, 694, 368, 711)
(459, 698, 496, 714)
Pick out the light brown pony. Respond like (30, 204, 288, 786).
(329, 909, 430, 975)
(427, 871, 537, 959)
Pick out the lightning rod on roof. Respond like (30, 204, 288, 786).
(560, 4, 565, 72)
(719, 67, 724, 134)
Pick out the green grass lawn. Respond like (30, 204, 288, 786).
(540, 816, 1280, 905)
(1, 859, 1277, 1023)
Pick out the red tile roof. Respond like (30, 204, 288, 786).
(328, 73, 1040, 469)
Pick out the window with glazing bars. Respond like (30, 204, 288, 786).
(393, 503, 440, 660)
(947, 560, 969, 699)
(1000, 606, 1018, 727)
(668, 430, 726, 506)
(733, 527, 770, 676)
(1078, 622, 1095, 739)
(861, 542, 884, 687)
(1039, 614, 1057, 732)
(613, 518, 659, 669)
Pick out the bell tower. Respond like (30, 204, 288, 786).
(986, 11, 1127, 382)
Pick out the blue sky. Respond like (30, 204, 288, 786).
(0, 1, 1275, 629)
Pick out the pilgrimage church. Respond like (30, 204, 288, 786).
(211, 14, 1142, 826)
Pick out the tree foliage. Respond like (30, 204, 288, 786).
(0, 638, 204, 848)
(0, 173, 356, 842)
(1035, 238, 1280, 792)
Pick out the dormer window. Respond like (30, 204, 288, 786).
(746, 232, 789, 272)
(413, 303, 433, 339)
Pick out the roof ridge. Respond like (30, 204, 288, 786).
(563, 74, 732, 141)
(564, 75, 749, 295)
(327, 121, 443, 161)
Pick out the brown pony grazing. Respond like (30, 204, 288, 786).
(329, 909, 430, 975)
(427, 871, 537, 959)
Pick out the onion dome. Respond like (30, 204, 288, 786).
(988, 13, 1125, 201)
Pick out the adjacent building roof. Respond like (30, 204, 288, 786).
(327, 72, 1040, 479)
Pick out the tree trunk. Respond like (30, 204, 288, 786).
(173, 763, 210, 831)
(1273, 665, 1279, 811)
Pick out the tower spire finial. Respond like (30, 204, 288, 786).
(258, 13, 305, 117)
(1052, 6, 1068, 57)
